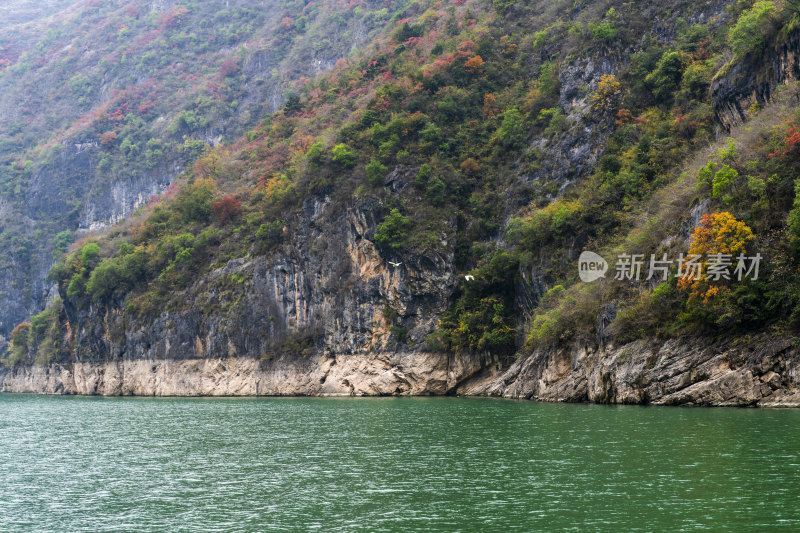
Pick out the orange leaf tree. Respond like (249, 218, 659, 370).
(677, 212, 754, 303)
(464, 55, 484, 74)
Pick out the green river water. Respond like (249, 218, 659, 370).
(0, 394, 798, 532)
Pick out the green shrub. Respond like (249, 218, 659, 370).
(680, 61, 712, 99)
(374, 208, 410, 249)
(86, 258, 121, 301)
(80, 243, 100, 265)
(645, 51, 688, 102)
(52, 230, 73, 258)
(538, 107, 567, 136)
(589, 21, 617, 41)
(415, 163, 433, 187)
(256, 220, 284, 250)
(378, 135, 400, 160)
(390, 325, 408, 342)
(66, 273, 86, 299)
(332, 143, 357, 168)
(306, 142, 326, 165)
(119, 248, 150, 285)
(419, 123, 442, 147)
(366, 158, 388, 185)
(382, 304, 398, 320)
(496, 107, 526, 150)
(394, 21, 423, 42)
(729, 1, 777, 60)
(539, 61, 559, 89)
(493, 0, 515, 15)
(787, 179, 800, 243)
(6, 322, 31, 366)
(425, 176, 446, 206)
(696, 161, 718, 190)
(174, 179, 215, 223)
(438, 249, 520, 354)
(169, 109, 207, 135)
(526, 284, 603, 348)
(711, 164, 738, 199)
(30, 306, 60, 366)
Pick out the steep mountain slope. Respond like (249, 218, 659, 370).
(4, 0, 800, 405)
(0, 0, 410, 345)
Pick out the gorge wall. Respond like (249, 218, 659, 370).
(5, 2, 800, 409)
(2, 335, 798, 407)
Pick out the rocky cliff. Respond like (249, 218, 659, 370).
(5, 0, 800, 409)
(3, 335, 798, 407)
(54, 196, 455, 362)
(712, 25, 800, 129)
(3, 187, 799, 406)
(0, 0, 400, 348)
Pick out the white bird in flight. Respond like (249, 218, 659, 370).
(389, 261, 402, 267)
(465, 275, 475, 281)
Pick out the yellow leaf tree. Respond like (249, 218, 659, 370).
(677, 212, 754, 303)
(590, 73, 622, 112)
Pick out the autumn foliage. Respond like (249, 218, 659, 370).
(100, 131, 118, 149)
(460, 157, 480, 175)
(677, 212, 754, 303)
(160, 7, 189, 29)
(211, 196, 242, 224)
(218, 58, 240, 79)
(590, 73, 622, 112)
(768, 124, 800, 159)
(464, 55, 484, 74)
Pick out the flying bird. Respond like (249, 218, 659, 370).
(389, 261, 402, 267)
(465, 275, 475, 281)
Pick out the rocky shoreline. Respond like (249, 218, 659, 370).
(3, 335, 798, 407)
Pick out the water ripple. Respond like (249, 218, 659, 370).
(0, 396, 798, 531)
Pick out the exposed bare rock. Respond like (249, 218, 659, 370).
(712, 29, 800, 130)
(0, 351, 452, 397)
(3, 335, 799, 408)
(460, 335, 800, 407)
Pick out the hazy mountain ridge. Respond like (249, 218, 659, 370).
(0, 0, 410, 341)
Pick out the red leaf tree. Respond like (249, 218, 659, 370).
(212, 196, 242, 223)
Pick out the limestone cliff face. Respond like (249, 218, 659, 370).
(0, 351, 490, 397)
(2, 194, 798, 406)
(712, 29, 800, 130)
(2, 335, 798, 407)
(9, 16, 800, 408)
(460, 336, 800, 407)
(0, 191, 497, 397)
(57, 196, 457, 366)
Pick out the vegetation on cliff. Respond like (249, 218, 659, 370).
(6, 0, 800, 366)
(0, 0, 411, 342)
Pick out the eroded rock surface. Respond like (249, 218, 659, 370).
(3, 335, 799, 407)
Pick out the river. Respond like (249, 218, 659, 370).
(0, 394, 798, 531)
